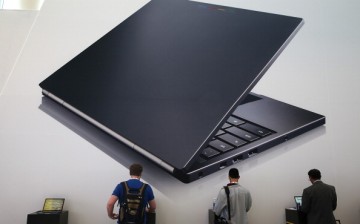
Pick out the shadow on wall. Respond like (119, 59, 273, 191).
(39, 96, 326, 195)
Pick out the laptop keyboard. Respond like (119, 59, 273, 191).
(200, 115, 274, 161)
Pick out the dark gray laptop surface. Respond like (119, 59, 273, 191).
(39, 0, 325, 183)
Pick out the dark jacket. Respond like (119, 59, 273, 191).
(301, 180, 337, 224)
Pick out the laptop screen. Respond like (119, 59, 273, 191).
(42, 198, 65, 212)
(294, 196, 302, 206)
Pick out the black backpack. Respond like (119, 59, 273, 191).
(119, 181, 148, 224)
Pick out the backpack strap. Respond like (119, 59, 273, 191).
(138, 183, 147, 218)
(121, 181, 148, 202)
(224, 186, 231, 221)
(121, 182, 127, 203)
(139, 183, 147, 195)
(118, 182, 127, 223)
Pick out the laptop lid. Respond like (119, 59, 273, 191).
(39, 0, 303, 171)
(42, 198, 65, 213)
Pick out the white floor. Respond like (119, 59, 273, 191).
(1, 0, 360, 224)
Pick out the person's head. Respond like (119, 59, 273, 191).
(308, 169, 321, 183)
(129, 163, 143, 178)
(229, 168, 240, 182)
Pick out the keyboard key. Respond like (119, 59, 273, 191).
(197, 157, 207, 163)
(218, 134, 247, 147)
(201, 147, 220, 159)
(226, 127, 259, 142)
(205, 116, 272, 160)
(222, 123, 231, 129)
(239, 123, 271, 137)
(227, 116, 245, 126)
(216, 130, 225, 136)
(209, 139, 233, 152)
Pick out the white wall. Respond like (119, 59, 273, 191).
(1, 0, 360, 223)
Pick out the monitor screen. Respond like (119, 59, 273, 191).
(42, 198, 65, 212)
(294, 196, 302, 206)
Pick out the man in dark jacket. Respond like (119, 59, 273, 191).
(301, 169, 337, 224)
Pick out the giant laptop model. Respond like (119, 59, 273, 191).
(39, 0, 325, 183)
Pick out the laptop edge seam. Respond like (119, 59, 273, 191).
(41, 89, 175, 173)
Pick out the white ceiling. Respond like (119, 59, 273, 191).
(1, 0, 44, 10)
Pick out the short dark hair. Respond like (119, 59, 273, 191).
(229, 168, 240, 179)
(130, 163, 143, 176)
(308, 169, 321, 180)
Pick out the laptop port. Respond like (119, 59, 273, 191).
(219, 162, 227, 169)
(248, 149, 258, 157)
(233, 155, 243, 164)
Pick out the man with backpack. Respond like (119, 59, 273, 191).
(107, 163, 156, 224)
(213, 168, 252, 224)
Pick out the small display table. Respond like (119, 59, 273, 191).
(27, 211, 68, 224)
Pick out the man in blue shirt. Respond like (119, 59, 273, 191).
(107, 163, 156, 224)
